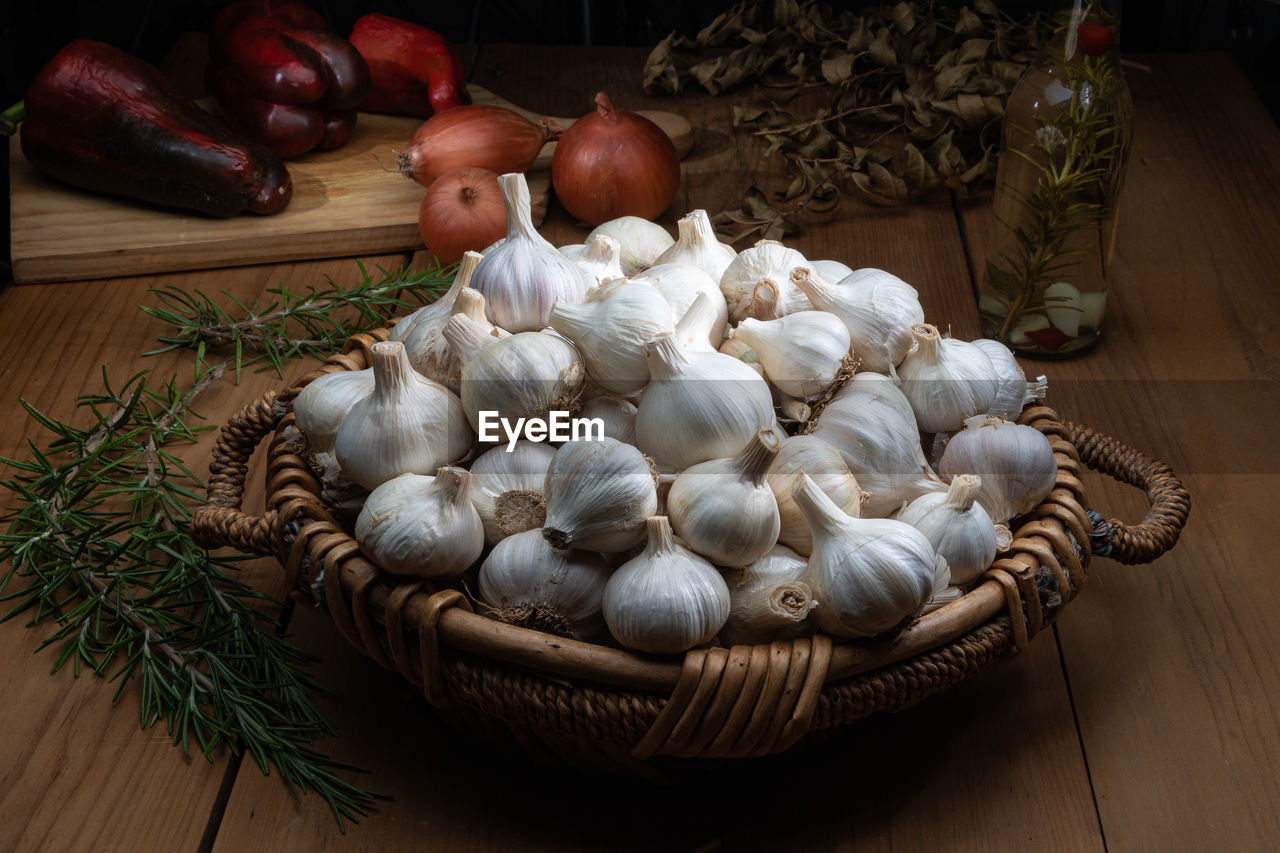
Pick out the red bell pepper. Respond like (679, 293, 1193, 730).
(348, 13, 470, 119)
(207, 0, 370, 158)
(20, 39, 292, 217)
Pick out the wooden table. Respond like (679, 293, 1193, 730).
(2, 45, 1277, 851)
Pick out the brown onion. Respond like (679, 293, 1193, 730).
(418, 167, 507, 264)
(551, 92, 680, 226)
(398, 105, 562, 186)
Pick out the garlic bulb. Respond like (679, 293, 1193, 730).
(793, 473, 944, 638)
(718, 336, 765, 376)
(441, 312, 500, 366)
(469, 172, 590, 332)
(970, 338, 1048, 420)
(560, 232, 625, 288)
(579, 395, 637, 445)
(477, 528, 612, 642)
(587, 215, 674, 276)
(542, 437, 658, 552)
(354, 467, 484, 578)
(455, 330, 584, 437)
(667, 429, 781, 567)
(602, 516, 730, 654)
(897, 474, 998, 585)
(672, 291, 722, 353)
(631, 262, 728, 348)
(790, 266, 924, 375)
(809, 258, 853, 283)
(938, 415, 1057, 524)
(635, 332, 777, 472)
(293, 367, 373, 453)
(729, 311, 851, 399)
(810, 387, 946, 518)
(897, 323, 1000, 434)
(719, 239, 810, 324)
(388, 251, 481, 342)
(469, 441, 557, 545)
(767, 435, 862, 556)
(720, 545, 816, 646)
(548, 278, 674, 395)
(333, 341, 473, 490)
(651, 209, 737, 283)
(404, 287, 501, 393)
(832, 371, 919, 429)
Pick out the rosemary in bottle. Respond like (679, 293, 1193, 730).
(978, 0, 1132, 357)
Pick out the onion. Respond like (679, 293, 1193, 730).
(551, 92, 680, 227)
(418, 167, 506, 264)
(398, 105, 563, 187)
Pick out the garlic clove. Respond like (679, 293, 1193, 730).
(1079, 291, 1107, 330)
(719, 544, 816, 646)
(601, 515, 730, 654)
(1043, 281, 1083, 336)
(651, 209, 737, 283)
(730, 311, 852, 400)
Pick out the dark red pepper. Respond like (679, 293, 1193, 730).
(348, 13, 470, 119)
(1023, 326, 1068, 350)
(207, 0, 370, 158)
(20, 39, 292, 217)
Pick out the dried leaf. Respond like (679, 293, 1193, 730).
(892, 2, 916, 34)
(955, 7, 985, 37)
(822, 53, 857, 84)
(868, 28, 897, 67)
(957, 38, 991, 64)
(774, 0, 801, 27)
(642, 36, 680, 94)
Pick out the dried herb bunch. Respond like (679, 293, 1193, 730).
(0, 263, 453, 829)
(643, 0, 1042, 239)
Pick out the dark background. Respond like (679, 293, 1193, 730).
(2, 0, 1278, 283)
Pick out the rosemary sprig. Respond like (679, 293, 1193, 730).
(1, 261, 456, 830)
(143, 261, 455, 377)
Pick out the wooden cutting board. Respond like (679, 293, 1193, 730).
(7, 86, 693, 285)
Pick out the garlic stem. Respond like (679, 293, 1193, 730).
(733, 428, 781, 486)
(945, 473, 982, 511)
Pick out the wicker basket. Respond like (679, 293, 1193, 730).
(192, 330, 1190, 775)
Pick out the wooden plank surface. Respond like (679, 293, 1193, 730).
(961, 52, 1280, 851)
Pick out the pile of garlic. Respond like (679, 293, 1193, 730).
(293, 171, 1057, 655)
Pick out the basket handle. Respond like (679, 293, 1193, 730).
(191, 390, 285, 557)
(1066, 420, 1190, 565)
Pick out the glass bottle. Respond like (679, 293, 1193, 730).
(978, 0, 1132, 357)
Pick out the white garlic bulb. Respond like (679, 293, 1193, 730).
(809, 258, 853, 283)
(388, 250, 481, 342)
(404, 286, 501, 393)
(548, 278, 674, 395)
(720, 544, 816, 646)
(790, 266, 924, 375)
(719, 239, 810, 324)
(455, 330, 584, 437)
(477, 528, 612, 642)
(793, 473, 944, 638)
(542, 437, 659, 552)
(587, 215, 674, 276)
(970, 338, 1048, 420)
(938, 415, 1057, 524)
(333, 341, 473, 490)
(667, 429, 782, 568)
(602, 516, 730, 654)
(767, 435, 862, 556)
(579, 395, 638, 445)
(354, 467, 484, 578)
(635, 332, 777, 472)
(631, 262, 728, 348)
(729, 311, 851, 399)
(468, 441, 557, 545)
(292, 367, 373, 454)
(469, 172, 590, 332)
(672, 291, 723, 354)
(651, 209, 737, 283)
(833, 371, 919, 428)
(717, 336, 765, 376)
(897, 323, 1000, 434)
(810, 388, 946, 518)
(560, 232, 625, 288)
(898, 474, 998, 585)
